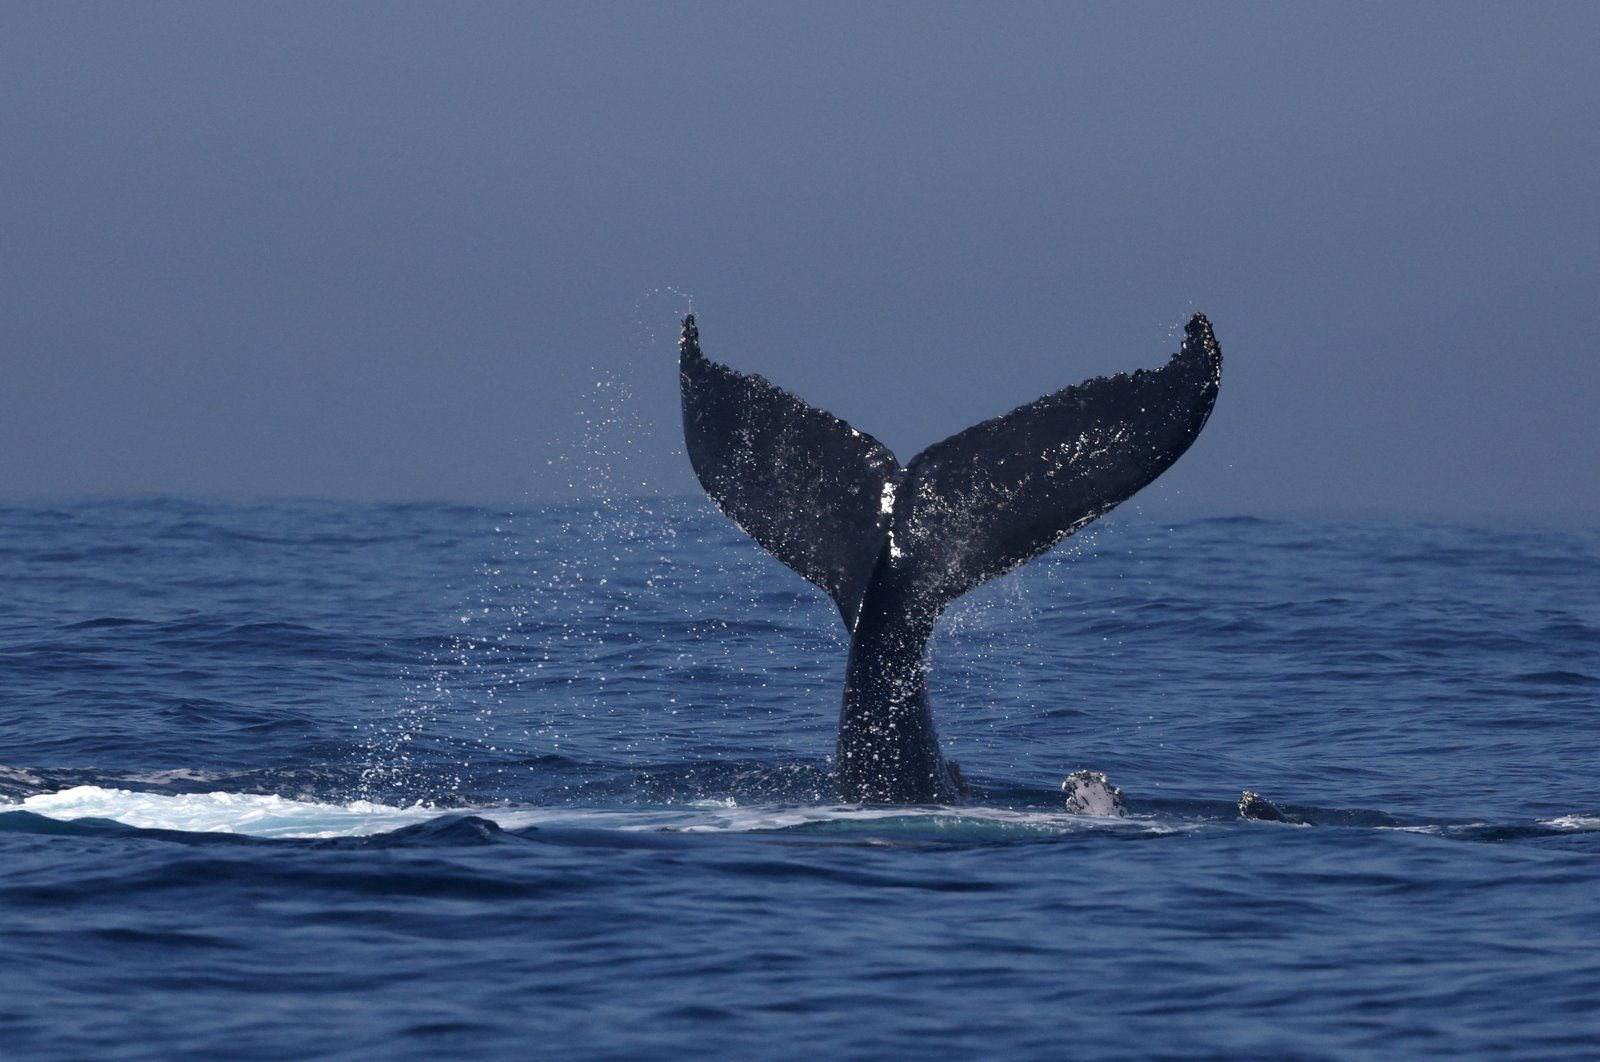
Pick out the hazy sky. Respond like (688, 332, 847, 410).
(3, 3, 1596, 518)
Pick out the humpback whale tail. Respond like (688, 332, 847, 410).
(680, 314, 1222, 803)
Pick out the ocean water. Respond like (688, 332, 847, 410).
(2, 496, 1597, 1060)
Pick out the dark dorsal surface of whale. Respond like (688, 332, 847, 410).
(680, 314, 1222, 803)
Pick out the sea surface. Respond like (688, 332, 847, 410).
(2, 496, 1597, 1060)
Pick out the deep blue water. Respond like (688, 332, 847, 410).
(2, 496, 1597, 1060)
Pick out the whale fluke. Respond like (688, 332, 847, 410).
(892, 316, 1222, 613)
(680, 315, 898, 631)
(680, 313, 1222, 803)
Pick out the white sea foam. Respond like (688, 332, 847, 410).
(19, 786, 1190, 840)
(1542, 815, 1600, 830)
(22, 786, 442, 839)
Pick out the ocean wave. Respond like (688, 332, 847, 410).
(15, 785, 1188, 841)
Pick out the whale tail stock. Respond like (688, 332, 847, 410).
(679, 313, 1222, 802)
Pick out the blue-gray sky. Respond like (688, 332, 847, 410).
(3, 3, 1596, 517)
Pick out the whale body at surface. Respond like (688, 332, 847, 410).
(679, 314, 1222, 803)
